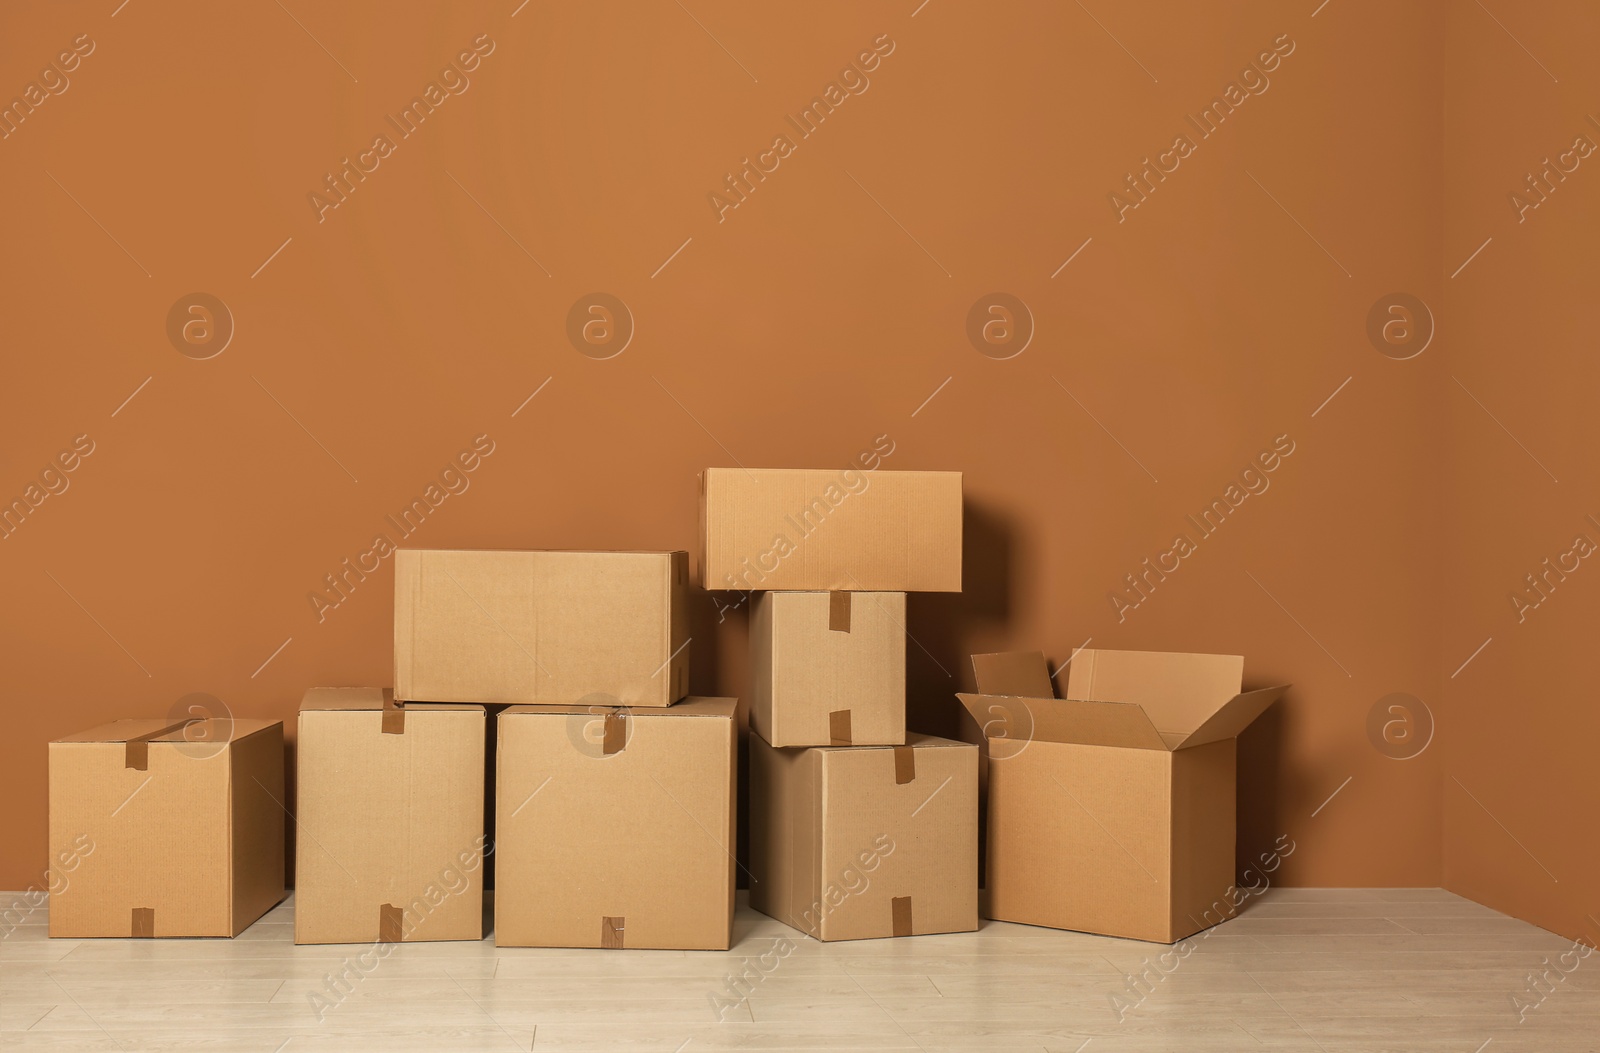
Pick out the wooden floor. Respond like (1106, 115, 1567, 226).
(2, 888, 1596, 1051)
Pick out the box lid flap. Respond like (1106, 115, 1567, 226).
(970, 652, 1056, 699)
(956, 694, 1170, 751)
(1175, 684, 1288, 748)
(1066, 648, 1244, 739)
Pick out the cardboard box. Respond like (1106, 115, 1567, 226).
(750, 591, 906, 747)
(748, 733, 978, 941)
(700, 468, 962, 592)
(294, 689, 486, 945)
(495, 697, 737, 949)
(394, 549, 689, 707)
(957, 648, 1286, 943)
(48, 718, 285, 938)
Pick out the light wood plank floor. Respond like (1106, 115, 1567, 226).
(3, 889, 1596, 1051)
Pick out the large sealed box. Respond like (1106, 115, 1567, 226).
(958, 649, 1287, 943)
(48, 718, 285, 938)
(700, 468, 962, 592)
(295, 689, 486, 945)
(495, 697, 737, 949)
(750, 590, 906, 747)
(395, 549, 689, 707)
(749, 732, 978, 941)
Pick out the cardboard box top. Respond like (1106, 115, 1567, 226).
(53, 718, 278, 745)
(299, 687, 482, 715)
(501, 697, 738, 720)
(810, 731, 969, 755)
(963, 649, 1286, 752)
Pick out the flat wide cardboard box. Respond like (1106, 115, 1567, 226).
(495, 698, 737, 949)
(48, 718, 285, 938)
(395, 549, 689, 707)
(295, 689, 486, 945)
(749, 733, 978, 941)
(751, 591, 906, 747)
(957, 648, 1286, 944)
(700, 468, 962, 592)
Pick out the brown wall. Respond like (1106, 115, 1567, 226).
(1442, 5, 1600, 943)
(0, 1, 1469, 899)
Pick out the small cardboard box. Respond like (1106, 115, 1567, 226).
(749, 732, 978, 941)
(495, 698, 737, 949)
(700, 468, 962, 592)
(957, 648, 1286, 943)
(395, 549, 689, 707)
(48, 718, 285, 938)
(750, 591, 906, 747)
(294, 689, 486, 945)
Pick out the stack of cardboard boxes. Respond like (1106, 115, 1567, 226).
(43, 463, 1291, 951)
(295, 548, 738, 951)
(700, 467, 981, 940)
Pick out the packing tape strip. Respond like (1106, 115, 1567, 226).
(893, 746, 916, 784)
(891, 896, 913, 938)
(828, 591, 852, 632)
(829, 710, 853, 746)
(130, 907, 155, 938)
(601, 915, 625, 949)
(378, 903, 405, 944)
(381, 692, 405, 736)
(602, 712, 627, 755)
(124, 720, 199, 770)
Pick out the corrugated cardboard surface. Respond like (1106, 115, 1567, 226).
(985, 740, 1175, 942)
(394, 549, 689, 707)
(958, 648, 1285, 943)
(294, 689, 486, 945)
(700, 469, 962, 592)
(751, 591, 906, 747)
(749, 733, 977, 941)
(495, 698, 736, 949)
(48, 719, 285, 938)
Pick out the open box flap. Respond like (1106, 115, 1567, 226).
(970, 651, 1056, 699)
(1066, 648, 1244, 741)
(956, 693, 1169, 752)
(1175, 684, 1288, 748)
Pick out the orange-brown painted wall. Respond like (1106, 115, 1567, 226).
(2, 2, 1457, 898)
(1442, 4, 1599, 943)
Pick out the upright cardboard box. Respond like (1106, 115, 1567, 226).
(750, 591, 906, 747)
(394, 549, 689, 707)
(957, 649, 1286, 943)
(295, 689, 486, 945)
(48, 718, 285, 938)
(749, 732, 978, 941)
(700, 468, 962, 592)
(495, 698, 737, 950)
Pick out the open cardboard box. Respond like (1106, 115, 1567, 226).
(957, 648, 1286, 943)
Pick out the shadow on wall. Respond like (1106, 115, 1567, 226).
(907, 499, 1016, 739)
(1236, 701, 1288, 881)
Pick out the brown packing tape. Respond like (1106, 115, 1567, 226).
(131, 907, 155, 938)
(381, 692, 405, 736)
(829, 709, 853, 746)
(602, 712, 627, 755)
(828, 590, 852, 632)
(893, 746, 916, 784)
(378, 903, 405, 944)
(601, 916, 625, 949)
(891, 896, 913, 937)
(124, 720, 199, 770)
